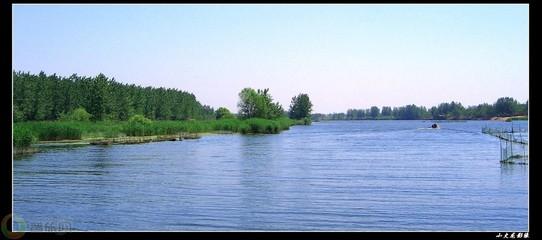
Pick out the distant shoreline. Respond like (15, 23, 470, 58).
(490, 115, 528, 122)
(313, 117, 528, 122)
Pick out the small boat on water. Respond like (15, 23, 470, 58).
(431, 123, 439, 129)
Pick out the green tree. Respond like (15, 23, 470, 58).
(238, 88, 284, 119)
(238, 88, 259, 119)
(381, 106, 392, 117)
(216, 107, 235, 119)
(370, 106, 380, 119)
(116, 87, 133, 121)
(86, 73, 108, 121)
(13, 71, 213, 122)
(494, 97, 519, 117)
(34, 71, 54, 120)
(13, 105, 25, 122)
(288, 93, 313, 120)
(268, 102, 285, 119)
(449, 101, 465, 120)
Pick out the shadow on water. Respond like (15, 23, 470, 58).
(237, 135, 276, 229)
(500, 162, 528, 176)
(89, 146, 117, 170)
(238, 134, 301, 229)
(84, 146, 120, 213)
(13, 144, 90, 161)
(13, 151, 37, 161)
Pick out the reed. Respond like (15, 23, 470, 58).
(13, 117, 299, 146)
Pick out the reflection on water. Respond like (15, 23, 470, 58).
(501, 163, 528, 175)
(500, 162, 529, 189)
(14, 120, 528, 231)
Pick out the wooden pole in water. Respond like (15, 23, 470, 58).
(509, 134, 513, 159)
(499, 139, 503, 161)
(524, 144, 526, 160)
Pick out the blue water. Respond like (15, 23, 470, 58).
(13, 120, 528, 231)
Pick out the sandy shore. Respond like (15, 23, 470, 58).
(490, 115, 528, 121)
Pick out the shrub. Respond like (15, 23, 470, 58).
(303, 117, 312, 125)
(128, 115, 152, 125)
(59, 107, 92, 122)
(123, 115, 153, 136)
(215, 107, 235, 120)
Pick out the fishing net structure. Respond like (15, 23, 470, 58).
(482, 126, 528, 164)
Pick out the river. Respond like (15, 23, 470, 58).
(13, 120, 528, 231)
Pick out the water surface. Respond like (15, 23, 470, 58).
(13, 120, 529, 231)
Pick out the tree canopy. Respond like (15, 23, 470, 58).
(288, 93, 313, 120)
(13, 71, 215, 122)
(215, 107, 235, 119)
(494, 97, 523, 117)
(237, 88, 284, 119)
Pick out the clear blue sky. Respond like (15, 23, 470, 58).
(12, 4, 529, 113)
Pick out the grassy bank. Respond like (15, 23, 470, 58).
(13, 117, 301, 148)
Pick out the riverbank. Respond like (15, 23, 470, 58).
(13, 117, 307, 153)
(14, 132, 227, 156)
(490, 115, 528, 122)
(13, 147, 40, 155)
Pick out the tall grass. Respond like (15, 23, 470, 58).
(13, 117, 299, 145)
(13, 126, 35, 148)
(14, 121, 82, 141)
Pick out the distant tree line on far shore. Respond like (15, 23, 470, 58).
(312, 97, 528, 121)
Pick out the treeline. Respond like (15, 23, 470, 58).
(13, 71, 215, 122)
(312, 97, 528, 121)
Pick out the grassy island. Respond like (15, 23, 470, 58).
(13, 71, 314, 151)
